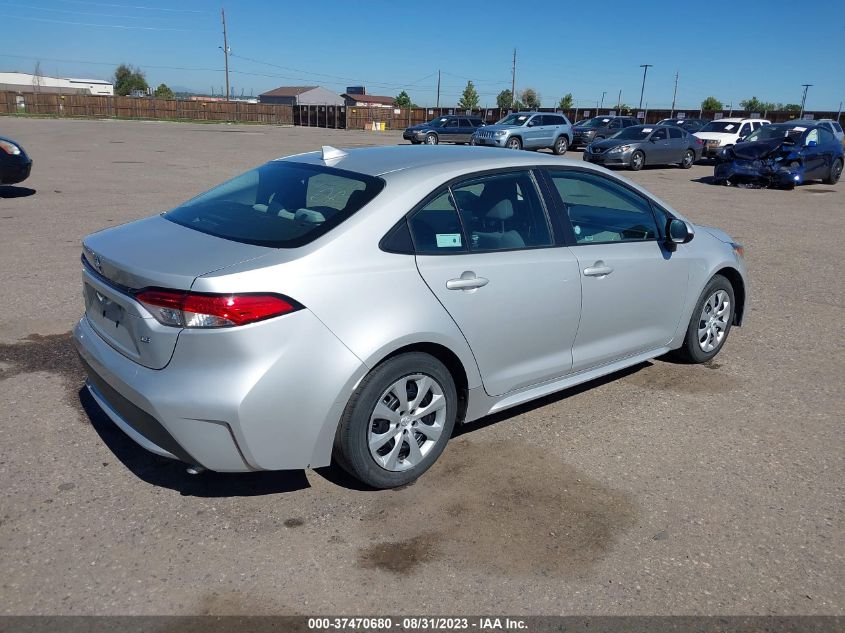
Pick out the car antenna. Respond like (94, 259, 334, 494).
(321, 146, 348, 161)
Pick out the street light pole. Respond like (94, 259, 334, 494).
(638, 64, 652, 110)
(799, 84, 812, 118)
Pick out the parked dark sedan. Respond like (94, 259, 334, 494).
(714, 122, 844, 188)
(403, 115, 484, 145)
(0, 136, 32, 184)
(657, 118, 709, 133)
(583, 124, 703, 170)
(571, 115, 640, 149)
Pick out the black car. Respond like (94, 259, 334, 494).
(403, 115, 484, 145)
(0, 136, 32, 185)
(657, 118, 709, 133)
(571, 115, 640, 149)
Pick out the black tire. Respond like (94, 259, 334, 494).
(425, 133, 438, 145)
(506, 136, 522, 150)
(672, 274, 736, 364)
(680, 149, 695, 169)
(333, 352, 457, 489)
(824, 158, 843, 185)
(553, 135, 569, 155)
(469, 138, 477, 146)
(629, 150, 645, 171)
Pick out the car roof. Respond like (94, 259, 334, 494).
(279, 145, 582, 177)
(715, 117, 767, 123)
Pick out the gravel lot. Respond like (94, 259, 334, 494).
(0, 117, 842, 616)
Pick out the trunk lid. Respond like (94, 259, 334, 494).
(81, 215, 273, 369)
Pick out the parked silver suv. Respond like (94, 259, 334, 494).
(472, 112, 573, 154)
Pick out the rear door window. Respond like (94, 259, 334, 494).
(164, 162, 384, 248)
(667, 127, 683, 139)
(451, 171, 552, 251)
(409, 191, 467, 254)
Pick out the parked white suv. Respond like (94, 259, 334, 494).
(694, 118, 770, 158)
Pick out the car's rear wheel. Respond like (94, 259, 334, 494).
(680, 149, 695, 169)
(506, 136, 522, 150)
(630, 150, 645, 171)
(333, 352, 457, 489)
(425, 133, 438, 145)
(672, 275, 735, 363)
(825, 158, 843, 184)
(553, 136, 569, 155)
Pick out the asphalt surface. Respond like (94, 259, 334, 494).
(0, 118, 842, 616)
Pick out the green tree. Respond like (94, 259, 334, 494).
(393, 91, 412, 108)
(153, 83, 174, 99)
(701, 96, 723, 111)
(519, 88, 541, 109)
(458, 81, 480, 109)
(113, 64, 148, 96)
(558, 93, 574, 110)
(783, 103, 801, 112)
(740, 96, 776, 112)
(496, 89, 513, 109)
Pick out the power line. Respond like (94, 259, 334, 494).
(0, 52, 221, 72)
(56, 0, 209, 13)
(4, 2, 193, 20)
(0, 13, 206, 30)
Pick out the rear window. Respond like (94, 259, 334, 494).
(164, 162, 385, 248)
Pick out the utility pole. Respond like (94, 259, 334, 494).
(510, 49, 516, 109)
(670, 70, 679, 117)
(436, 70, 441, 108)
(837, 101, 842, 123)
(616, 89, 622, 110)
(221, 8, 230, 101)
(799, 84, 812, 118)
(638, 64, 652, 109)
(600, 91, 606, 109)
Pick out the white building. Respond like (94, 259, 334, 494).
(0, 71, 114, 96)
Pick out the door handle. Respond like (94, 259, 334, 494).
(446, 272, 489, 290)
(583, 263, 614, 277)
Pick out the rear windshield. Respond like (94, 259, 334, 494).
(164, 161, 385, 248)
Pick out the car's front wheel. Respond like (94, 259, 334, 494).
(630, 150, 645, 171)
(553, 135, 569, 155)
(672, 274, 736, 363)
(506, 136, 522, 150)
(425, 133, 438, 145)
(825, 158, 843, 184)
(333, 352, 457, 489)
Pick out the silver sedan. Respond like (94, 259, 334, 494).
(74, 145, 748, 488)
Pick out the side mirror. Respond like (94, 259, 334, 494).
(807, 140, 818, 147)
(667, 219, 694, 249)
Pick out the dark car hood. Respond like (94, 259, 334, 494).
(730, 138, 793, 160)
(406, 123, 433, 131)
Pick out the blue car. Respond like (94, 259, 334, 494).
(714, 122, 843, 189)
(0, 136, 33, 185)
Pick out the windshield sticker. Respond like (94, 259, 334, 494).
(436, 233, 462, 248)
(724, 124, 735, 130)
(517, 116, 527, 121)
(643, 128, 653, 133)
(791, 127, 807, 132)
(601, 119, 610, 123)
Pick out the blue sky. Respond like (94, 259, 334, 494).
(1, 0, 843, 110)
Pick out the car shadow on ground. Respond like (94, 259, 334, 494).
(79, 387, 311, 497)
(691, 175, 719, 185)
(0, 185, 36, 198)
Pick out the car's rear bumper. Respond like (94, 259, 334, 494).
(73, 308, 367, 472)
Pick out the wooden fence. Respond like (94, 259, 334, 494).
(0, 91, 294, 124)
(1, 91, 839, 129)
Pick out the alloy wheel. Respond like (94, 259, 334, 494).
(368, 374, 447, 472)
(697, 289, 731, 353)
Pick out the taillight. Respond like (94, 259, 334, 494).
(135, 289, 300, 328)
